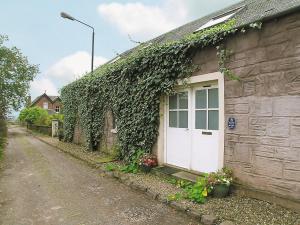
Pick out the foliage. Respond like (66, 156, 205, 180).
(0, 120, 7, 160)
(104, 162, 119, 172)
(207, 167, 233, 189)
(19, 107, 48, 125)
(184, 176, 211, 203)
(168, 168, 234, 204)
(61, 20, 262, 159)
(0, 35, 39, 118)
(19, 107, 63, 126)
(120, 149, 144, 173)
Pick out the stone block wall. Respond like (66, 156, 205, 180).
(98, 111, 118, 155)
(194, 12, 300, 201)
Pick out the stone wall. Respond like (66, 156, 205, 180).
(98, 111, 118, 155)
(193, 12, 300, 201)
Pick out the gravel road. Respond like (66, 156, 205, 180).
(0, 126, 200, 225)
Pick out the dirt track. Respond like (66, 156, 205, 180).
(0, 126, 200, 225)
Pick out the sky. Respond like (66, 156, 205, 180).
(1, 0, 241, 105)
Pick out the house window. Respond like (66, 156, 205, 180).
(43, 102, 48, 109)
(195, 88, 219, 130)
(168, 92, 189, 128)
(55, 106, 60, 113)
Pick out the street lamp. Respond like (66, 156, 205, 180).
(60, 12, 95, 74)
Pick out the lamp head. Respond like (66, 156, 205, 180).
(60, 12, 75, 20)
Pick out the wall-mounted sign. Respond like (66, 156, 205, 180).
(228, 117, 236, 129)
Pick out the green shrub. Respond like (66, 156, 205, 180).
(104, 163, 119, 171)
(19, 107, 63, 126)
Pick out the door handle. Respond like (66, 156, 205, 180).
(202, 131, 212, 135)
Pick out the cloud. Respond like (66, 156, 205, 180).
(97, 0, 189, 40)
(97, 0, 242, 40)
(30, 78, 58, 98)
(46, 51, 108, 83)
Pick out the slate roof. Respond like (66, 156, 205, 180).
(110, 0, 300, 61)
(31, 94, 60, 106)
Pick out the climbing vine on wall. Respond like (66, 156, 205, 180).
(61, 20, 262, 160)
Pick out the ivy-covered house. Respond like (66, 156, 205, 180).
(61, 0, 300, 210)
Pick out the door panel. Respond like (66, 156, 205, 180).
(191, 86, 219, 173)
(166, 83, 220, 173)
(166, 91, 191, 169)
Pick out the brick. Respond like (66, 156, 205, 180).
(274, 147, 299, 161)
(291, 118, 300, 126)
(284, 170, 300, 182)
(260, 137, 289, 147)
(291, 125, 300, 136)
(266, 117, 290, 138)
(265, 43, 289, 60)
(249, 117, 271, 136)
(253, 156, 283, 178)
(284, 162, 300, 171)
(243, 81, 256, 96)
(273, 96, 300, 116)
(234, 143, 254, 164)
(225, 80, 243, 98)
(239, 136, 258, 144)
(249, 97, 272, 116)
(235, 103, 249, 114)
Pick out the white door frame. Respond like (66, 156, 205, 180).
(163, 72, 225, 171)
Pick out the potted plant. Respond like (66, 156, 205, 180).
(138, 153, 158, 173)
(207, 167, 233, 198)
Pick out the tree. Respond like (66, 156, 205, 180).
(0, 35, 39, 118)
(18, 107, 48, 125)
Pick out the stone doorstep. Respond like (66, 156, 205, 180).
(153, 165, 202, 183)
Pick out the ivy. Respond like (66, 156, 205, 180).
(61, 19, 262, 160)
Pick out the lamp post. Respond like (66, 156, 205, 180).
(60, 12, 95, 74)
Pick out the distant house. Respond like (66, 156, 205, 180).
(30, 93, 62, 114)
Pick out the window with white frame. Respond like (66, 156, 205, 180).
(43, 102, 48, 109)
(55, 106, 60, 113)
(195, 88, 219, 130)
(169, 92, 189, 128)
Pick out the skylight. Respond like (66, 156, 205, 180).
(195, 6, 243, 32)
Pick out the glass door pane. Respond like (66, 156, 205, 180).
(169, 91, 188, 128)
(195, 90, 207, 109)
(208, 88, 218, 108)
(208, 110, 219, 130)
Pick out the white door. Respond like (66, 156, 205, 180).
(191, 85, 219, 173)
(166, 83, 221, 173)
(166, 90, 191, 170)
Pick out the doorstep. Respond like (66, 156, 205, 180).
(152, 165, 200, 183)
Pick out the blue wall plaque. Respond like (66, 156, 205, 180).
(228, 117, 236, 129)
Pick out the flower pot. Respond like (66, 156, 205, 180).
(212, 184, 230, 198)
(140, 165, 152, 173)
